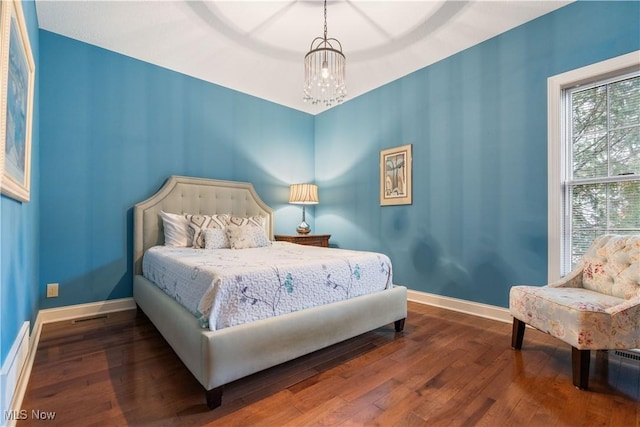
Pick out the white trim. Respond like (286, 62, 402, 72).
(1, 322, 29, 426)
(35, 297, 136, 325)
(3, 298, 136, 425)
(547, 50, 640, 283)
(407, 290, 512, 324)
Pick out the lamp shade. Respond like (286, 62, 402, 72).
(289, 184, 319, 205)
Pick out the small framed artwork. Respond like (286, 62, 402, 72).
(380, 144, 412, 206)
(0, 0, 35, 202)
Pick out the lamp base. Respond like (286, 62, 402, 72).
(296, 221, 311, 235)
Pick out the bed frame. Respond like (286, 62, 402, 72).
(133, 175, 407, 409)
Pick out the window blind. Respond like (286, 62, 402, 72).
(562, 73, 640, 273)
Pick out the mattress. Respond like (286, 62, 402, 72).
(142, 242, 393, 330)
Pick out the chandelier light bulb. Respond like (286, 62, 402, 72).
(321, 60, 329, 79)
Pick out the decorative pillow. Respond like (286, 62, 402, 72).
(186, 214, 229, 249)
(204, 227, 230, 249)
(248, 225, 271, 248)
(160, 211, 189, 247)
(226, 224, 271, 249)
(227, 215, 265, 228)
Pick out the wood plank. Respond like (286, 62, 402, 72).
(16, 302, 639, 426)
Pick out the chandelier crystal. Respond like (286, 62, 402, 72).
(303, 0, 346, 107)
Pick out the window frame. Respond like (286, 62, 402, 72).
(548, 51, 640, 282)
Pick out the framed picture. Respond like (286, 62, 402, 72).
(380, 144, 412, 206)
(0, 0, 35, 202)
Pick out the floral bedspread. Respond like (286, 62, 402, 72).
(142, 242, 393, 330)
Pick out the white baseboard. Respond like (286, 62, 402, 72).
(2, 298, 136, 426)
(407, 289, 512, 324)
(35, 297, 136, 325)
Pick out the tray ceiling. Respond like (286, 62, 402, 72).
(36, 1, 572, 114)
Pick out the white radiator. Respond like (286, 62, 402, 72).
(1, 322, 30, 426)
(610, 349, 640, 365)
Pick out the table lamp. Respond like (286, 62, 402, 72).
(288, 183, 319, 234)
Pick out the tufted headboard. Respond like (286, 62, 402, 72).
(133, 176, 274, 275)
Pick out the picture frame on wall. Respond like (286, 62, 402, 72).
(380, 144, 412, 206)
(0, 0, 35, 202)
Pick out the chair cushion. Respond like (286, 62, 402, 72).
(510, 285, 625, 349)
(581, 235, 640, 299)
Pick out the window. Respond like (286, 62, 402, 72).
(548, 52, 640, 281)
(566, 75, 639, 270)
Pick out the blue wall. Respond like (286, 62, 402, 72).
(1, 0, 40, 364)
(315, 0, 640, 307)
(38, 31, 315, 309)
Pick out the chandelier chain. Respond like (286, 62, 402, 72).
(323, 0, 327, 41)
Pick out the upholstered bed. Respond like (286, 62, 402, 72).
(133, 175, 407, 409)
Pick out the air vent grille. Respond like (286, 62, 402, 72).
(72, 314, 109, 324)
(611, 349, 640, 364)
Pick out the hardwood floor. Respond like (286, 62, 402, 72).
(17, 302, 639, 426)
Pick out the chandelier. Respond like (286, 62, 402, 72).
(303, 0, 346, 107)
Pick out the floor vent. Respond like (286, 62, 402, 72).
(611, 349, 640, 365)
(72, 314, 109, 324)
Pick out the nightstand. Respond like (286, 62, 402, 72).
(274, 234, 331, 248)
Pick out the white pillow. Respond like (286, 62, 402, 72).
(226, 224, 271, 249)
(204, 227, 230, 249)
(248, 225, 271, 248)
(160, 211, 189, 247)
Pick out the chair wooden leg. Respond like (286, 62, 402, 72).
(511, 318, 525, 350)
(572, 347, 590, 390)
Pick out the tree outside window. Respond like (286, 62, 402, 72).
(566, 75, 640, 269)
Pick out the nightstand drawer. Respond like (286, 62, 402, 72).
(274, 234, 331, 247)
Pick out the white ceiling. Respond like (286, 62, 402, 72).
(36, 0, 572, 115)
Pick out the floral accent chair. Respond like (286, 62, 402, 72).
(509, 234, 640, 390)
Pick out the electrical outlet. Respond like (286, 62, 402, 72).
(46, 283, 59, 298)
